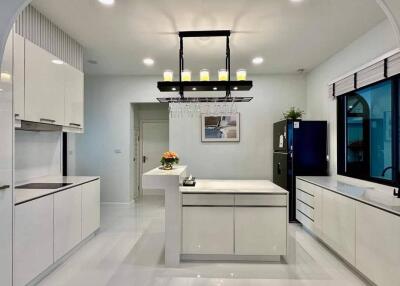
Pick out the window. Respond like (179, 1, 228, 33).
(337, 78, 398, 186)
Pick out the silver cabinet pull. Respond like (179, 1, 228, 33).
(40, 118, 56, 123)
(0, 185, 10, 191)
(69, 123, 81, 127)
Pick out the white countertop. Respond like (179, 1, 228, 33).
(15, 176, 100, 205)
(297, 176, 400, 216)
(143, 165, 187, 176)
(180, 179, 288, 194)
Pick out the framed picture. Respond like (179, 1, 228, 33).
(201, 113, 240, 142)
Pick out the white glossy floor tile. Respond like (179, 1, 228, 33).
(37, 196, 369, 286)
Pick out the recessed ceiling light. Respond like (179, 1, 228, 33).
(213, 87, 218, 91)
(192, 87, 197, 91)
(252, 57, 264, 65)
(98, 0, 114, 6)
(233, 86, 238, 90)
(172, 87, 177, 91)
(143, 58, 155, 66)
(290, 0, 304, 2)
(52, 59, 64, 65)
(0, 88, 3, 92)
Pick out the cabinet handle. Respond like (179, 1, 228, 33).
(40, 118, 56, 123)
(69, 123, 81, 127)
(0, 185, 10, 191)
(15, 113, 20, 117)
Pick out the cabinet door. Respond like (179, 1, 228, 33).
(64, 64, 84, 128)
(54, 187, 82, 261)
(0, 31, 13, 286)
(235, 207, 287, 255)
(25, 40, 64, 125)
(82, 180, 100, 238)
(313, 187, 323, 237)
(182, 207, 234, 254)
(14, 32, 25, 120)
(322, 190, 356, 264)
(356, 203, 400, 286)
(14, 196, 54, 286)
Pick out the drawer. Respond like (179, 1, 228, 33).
(296, 209, 314, 230)
(296, 199, 314, 220)
(297, 189, 314, 207)
(235, 194, 287, 206)
(296, 179, 320, 196)
(182, 194, 234, 206)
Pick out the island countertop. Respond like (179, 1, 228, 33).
(180, 179, 288, 194)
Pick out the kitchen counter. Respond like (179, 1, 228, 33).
(297, 176, 400, 216)
(180, 179, 288, 194)
(15, 176, 100, 205)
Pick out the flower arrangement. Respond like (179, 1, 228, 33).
(283, 106, 305, 120)
(160, 151, 179, 170)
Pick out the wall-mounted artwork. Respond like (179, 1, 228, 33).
(201, 113, 240, 142)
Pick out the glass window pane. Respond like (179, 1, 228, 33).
(352, 81, 392, 180)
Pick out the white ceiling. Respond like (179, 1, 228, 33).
(32, 0, 386, 76)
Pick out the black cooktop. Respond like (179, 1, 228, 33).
(16, 183, 73, 189)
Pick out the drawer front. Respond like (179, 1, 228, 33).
(235, 194, 287, 206)
(296, 199, 314, 220)
(297, 189, 314, 207)
(296, 179, 320, 196)
(296, 209, 314, 230)
(182, 194, 234, 206)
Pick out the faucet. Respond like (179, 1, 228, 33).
(381, 166, 393, 177)
(394, 189, 400, 198)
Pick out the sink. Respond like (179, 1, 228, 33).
(16, 183, 73, 189)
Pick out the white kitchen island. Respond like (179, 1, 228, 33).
(142, 166, 288, 266)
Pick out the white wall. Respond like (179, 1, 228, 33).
(170, 75, 306, 179)
(306, 19, 398, 175)
(14, 130, 62, 183)
(75, 75, 306, 202)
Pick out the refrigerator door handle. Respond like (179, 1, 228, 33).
(277, 162, 281, 175)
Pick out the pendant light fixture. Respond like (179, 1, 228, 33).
(157, 30, 253, 103)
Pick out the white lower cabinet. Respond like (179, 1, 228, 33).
(182, 207, 234, 255)
(54, 186, 82, 261)
(235, 207, 286, 255)
(82, 180, 101, 238)
(14, 196, 54, 286)
(322, 190, 356, 264)
(355, 202, 400, 286)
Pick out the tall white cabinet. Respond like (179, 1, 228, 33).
(0, 31, 14, 286)
(14, 32, 25, 120)
(64, 64, 84, 128)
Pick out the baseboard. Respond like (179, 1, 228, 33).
(180, 254, 282, 263)
(101, 200, 135, 205)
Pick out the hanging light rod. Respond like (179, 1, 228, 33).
(178, 30, 231, 38)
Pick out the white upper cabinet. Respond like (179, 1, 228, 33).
(25, 39, 65, 125)
(64, 64, 84, 129)
(14, 32, 25, 120)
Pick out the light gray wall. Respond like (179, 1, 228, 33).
(306, 19, 398, 175)
(74, 75, 306, 202)
(170, 75, 307, 180)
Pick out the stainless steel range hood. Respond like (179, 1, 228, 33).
(16, 120, 62, 132)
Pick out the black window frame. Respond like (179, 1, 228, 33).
(337, 75, 400, 187)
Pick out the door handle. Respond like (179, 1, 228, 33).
(0, 185, 10, 191)
(143, 156, 147, 163)
(40, 118, 56, 123)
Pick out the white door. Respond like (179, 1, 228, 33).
(0, 31, 13, 286)
(140, 121, 169, 193)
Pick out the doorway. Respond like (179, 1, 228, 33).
(132, 103, 169, 198)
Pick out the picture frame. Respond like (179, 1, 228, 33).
(201, 113, 240, 142)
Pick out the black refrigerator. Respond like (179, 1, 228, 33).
(273, 120, 328, 222)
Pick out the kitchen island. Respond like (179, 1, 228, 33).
(142, 166, 288, 266)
